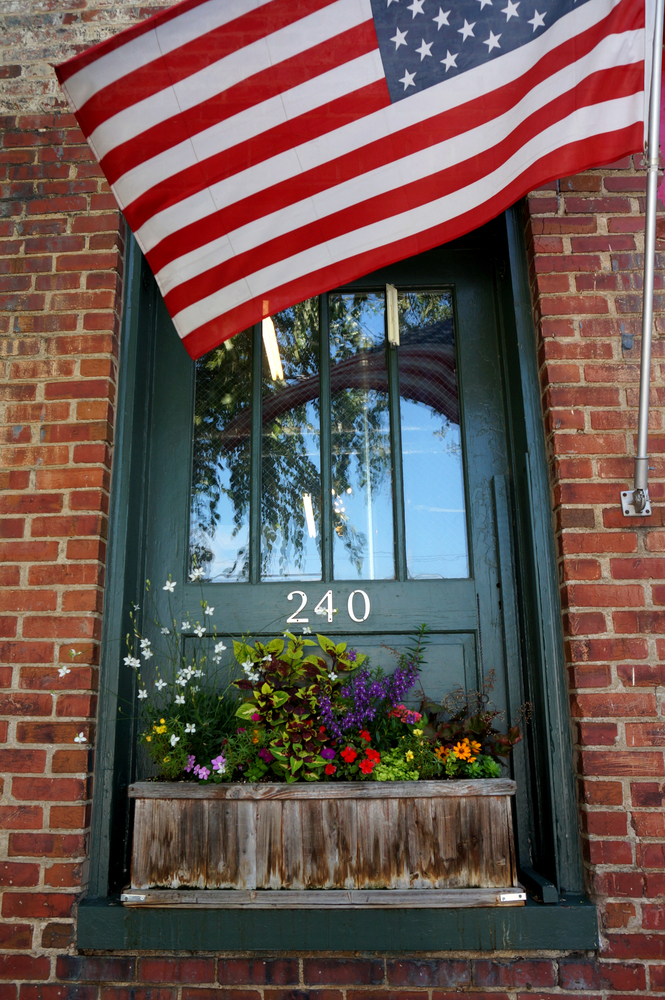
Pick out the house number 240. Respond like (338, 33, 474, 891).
(286, 589, 371, 624)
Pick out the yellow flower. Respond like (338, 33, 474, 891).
(413, 728, 423, 736)
(435, 746, 449, 761)
(470, 740, 482, 753)
(145, 735, 151, 742)
(160, 718, 165, 724)
(405, 750, 414, 762)
(252, 729, 260, 744)
(453, 741, 471, 760)
(163, 756, 170, 763)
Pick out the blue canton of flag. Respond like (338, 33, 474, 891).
(373, 0, 595, 101)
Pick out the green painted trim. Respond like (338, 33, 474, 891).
(77, 894, 598, 953)
(319, 294, 334, 583)
(504, 205, 583, 894)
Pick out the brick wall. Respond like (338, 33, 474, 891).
(1, 2, 665, 996)
(526, 160, 665, 969)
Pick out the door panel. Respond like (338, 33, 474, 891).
(142, 246, 515, 739)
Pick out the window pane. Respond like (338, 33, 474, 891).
(329, 293, 395, 580)
(260, 300, 322, 581)
(190, 330, 253, 581)
(398, 291, 469, 579)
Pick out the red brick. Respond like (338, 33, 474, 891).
(56, 956, 136, 982)
(301, 962, 385, 986)
(0, 955, 49, 980)
(41, 922, 75, 949)
(0, 923, 32, 949)
(472, 960, 555, 988)
(0, 749, 46, 772)
(50, 805, 90, 829)
(0, 862, 39, 887)
(576, 723, 617, 746)
(581, 810, 627, 836)
(584, 839, 633, 864)
(0, 693, 52, 716)
(572, 692, 657, 718)
(579, 750, 664, 776)
(217, 961, 300, 986)
(17, 722, 87, 743)
(1, 893, 75, 919)
(138, 960, 215, 984)
(619, 664, 665, 686)
(11, 776, 88, 801)
(606, 934, 665, 959)
(0, 806, 42, 830)
(567, 584, 644, 607)
(9, 834, 86, 862)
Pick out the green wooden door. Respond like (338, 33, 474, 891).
(141, 244, 521, 726)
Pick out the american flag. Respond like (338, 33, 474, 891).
(56, 0, 645, 359)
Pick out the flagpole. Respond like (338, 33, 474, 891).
(623, 0, 665, 517)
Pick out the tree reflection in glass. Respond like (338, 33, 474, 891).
(329, 293, 394, 580)
(260, 301, 322, 581)
(190, 329, 252, 580)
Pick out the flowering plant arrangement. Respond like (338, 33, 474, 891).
(128, 581, 523, 784)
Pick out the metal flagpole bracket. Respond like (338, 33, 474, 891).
(623, 0, 665, 517)
(386, 284, 400, 347)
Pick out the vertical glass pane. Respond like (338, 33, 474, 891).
(190, 330, 252, 581)
(398, 291, 469, 578)
(329, 293, 394, 580)
(260, 300, 322, 581)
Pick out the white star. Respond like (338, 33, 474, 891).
(387, 0, 399, 5)
(415, 38, 433, 59)
(407, 0, 425, 16)
(477, 0, 492, 6)
(501, 0, 519, 18)
(528, 9, 545, 30)
(458, 19, 475, 39)
(483, 30, 501, 51)
(433, 7, 450, 28)
(391, 26, 408, 48)
(440, 49, 458, 71)
(399, 68, 416, 89)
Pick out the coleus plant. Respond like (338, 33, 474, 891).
(232, 631, 366, 782)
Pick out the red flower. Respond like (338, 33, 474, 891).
(359, 729, 371, 742)
(319, 726, 326, 734)
(359, 759, 375, 774)
(324, 763, 337, 775)
(365, 748, 381, 763)
(341, 746, 357, 763)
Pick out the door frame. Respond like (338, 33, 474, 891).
(87, 207, 583, 902)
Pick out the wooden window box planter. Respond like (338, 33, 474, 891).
(125, 778, 525, 908)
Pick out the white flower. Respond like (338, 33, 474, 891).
(140, 638, 151, 649)
(69, 648, 77, 657)
(191, 685, 200, 693)
(181, 622, 191, 631)
(213, 656, 221, 664)
(160, 627, 170, 635)
(141, 648, 153, 660)
(155, 679, 167, 691)
(132, 603, 140, 611)
(138, 689, 148, 700)
(189, 567, 204, 581)
(262, 654, 271, 662)
(170, 734, 180, 746)
(184, 667, 195, 680)
(175, 695, 185, 705)
(58, 666, 71, 678)
(124, 655, 140, 669)
(74, 732, 87, 743)
(329, 671, 338, 681)
(214, 641, 227, 654)
(163, 580, 176, 592)
(194, 670, 203, 678)
(302, 627, 312, 634)
(204, 605, 214, 616)
(193, 625, 206, 638)
(176, 675, 187, 688)
(241, 659, 254, 671)
(185, 723, 196, 734)
(315, 608, 327, 617)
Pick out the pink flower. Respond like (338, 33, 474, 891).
(251, 712, 260, 722)
(197, 766, 210, 780)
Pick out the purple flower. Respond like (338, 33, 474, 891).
(184, 754, 196, 773)
(258, 748, 274, 763)
(348, 649, 357, 661)
(320, 747, 335, 760)
(211, 754, 226, 774)
(197, 766, 210, 780)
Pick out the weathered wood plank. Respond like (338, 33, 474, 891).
(121, 887, 527, 908)
(128, 779, 516, 800)
(129, 779, 518, 891)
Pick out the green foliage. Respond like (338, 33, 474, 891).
(372, 746, 420, 782)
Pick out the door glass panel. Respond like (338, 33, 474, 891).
(329, 292, 395, 581)
(190, 329, 253, 581)
(260, 300, 322, 581)
(398, 291, 469, 579)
